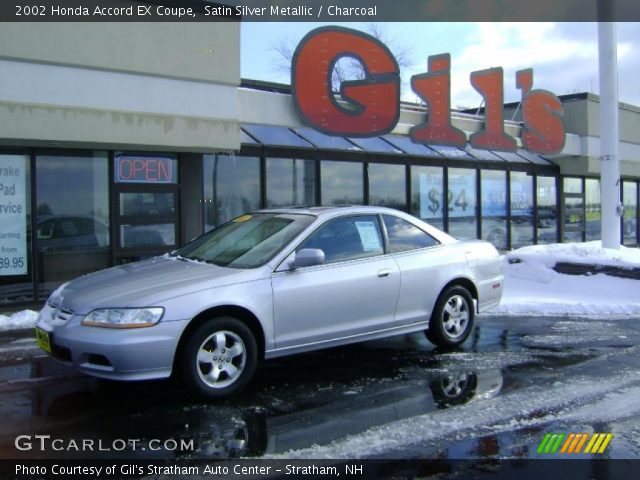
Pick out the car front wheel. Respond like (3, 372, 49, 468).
(182, 317, 257, 399)
(426, 286, 475, 349)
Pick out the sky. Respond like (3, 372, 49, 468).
(241, 22, 640, 109)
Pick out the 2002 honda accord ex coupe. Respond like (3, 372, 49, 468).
(35, 206, 503, 399)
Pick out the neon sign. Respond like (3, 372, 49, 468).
(115, 156, 176, 184)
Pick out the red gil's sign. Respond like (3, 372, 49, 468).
(292, 26, 565, 155)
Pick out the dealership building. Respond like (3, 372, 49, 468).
(0, 22, 639, 308)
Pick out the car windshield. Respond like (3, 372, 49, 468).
(173, 213, 315, 269)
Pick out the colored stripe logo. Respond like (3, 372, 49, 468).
(538, 433, 613, 454)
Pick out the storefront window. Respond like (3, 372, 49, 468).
(563, 177, 584, 243)
(0, 153, 33, 304)
(119, 193, 175, 217)
(266, 158, 316, 208)
(368, 163, 406, 211)
(536, 176, 558, 244)
(204, 154, 261, 230)
(411, 166, 444, 230)
(585, 178, 601, 241)
(510, 172, 534, 249)
(447, 168, 477, 239)
(321, 161, 363, 205)
(120, 224, 175, 248)
(481, 170, 507, 250)
(36, 152, 110, 298)
(623, 181, 638, 245)
(564, 177, 583, 194)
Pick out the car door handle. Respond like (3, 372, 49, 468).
(378, 269, 392, 278)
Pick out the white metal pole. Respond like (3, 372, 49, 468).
(598, 3, 621, 249)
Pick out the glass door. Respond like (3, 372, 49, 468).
(113, 153, 180, 264)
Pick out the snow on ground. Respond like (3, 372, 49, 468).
(0, 310, 38, 332)
(491, 241, 640, 317)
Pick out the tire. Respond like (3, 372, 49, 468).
(181, 317, 258, 399)
(426, 286, 475, 349)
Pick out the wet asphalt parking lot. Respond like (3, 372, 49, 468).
(1, 314, 639, 461)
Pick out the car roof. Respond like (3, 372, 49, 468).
(257, 205, 406, 217)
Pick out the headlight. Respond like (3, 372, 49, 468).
(81, 308, 164, 329)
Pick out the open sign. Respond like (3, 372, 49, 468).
(115, 156, 176, 184)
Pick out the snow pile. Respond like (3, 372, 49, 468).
(0, 310, 38, 332)
(507, 240, 640, 269)
(492, 241, 640, 317)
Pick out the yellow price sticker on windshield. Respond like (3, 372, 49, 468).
(233, 214, 252, 222)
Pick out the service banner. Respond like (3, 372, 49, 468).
(0, 155, 28, 276)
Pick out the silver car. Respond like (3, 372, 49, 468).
(35, 206, 503, 399)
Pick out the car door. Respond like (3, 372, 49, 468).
(271, 214, 401, 350)
(382, 214, 450, 326)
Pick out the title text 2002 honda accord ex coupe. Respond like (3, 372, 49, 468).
(35, 206, 503, 399)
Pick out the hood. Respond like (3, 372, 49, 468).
(55, 256, 261, 314)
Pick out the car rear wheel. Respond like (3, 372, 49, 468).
(182, 317, 257, 399)
(426, 286, 475, 349)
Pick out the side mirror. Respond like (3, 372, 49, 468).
(291, 248, 325, 269)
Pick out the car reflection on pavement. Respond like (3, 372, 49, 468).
(207, 369, 502, 459)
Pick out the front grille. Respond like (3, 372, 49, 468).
(46, 303, 74, 323)
(54, 308, 74, 322)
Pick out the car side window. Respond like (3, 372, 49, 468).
(298, 215, 384, 264)
(383, 215, 439, 253)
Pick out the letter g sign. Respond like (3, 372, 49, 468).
(292, 26, 400, 137)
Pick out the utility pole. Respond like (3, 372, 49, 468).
(597, 0, 622, 249)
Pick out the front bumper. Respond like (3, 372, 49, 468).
(36, 314, 189, 381)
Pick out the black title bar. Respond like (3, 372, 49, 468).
(2, 0, 640, 22)
(3, 459, 640, 480)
